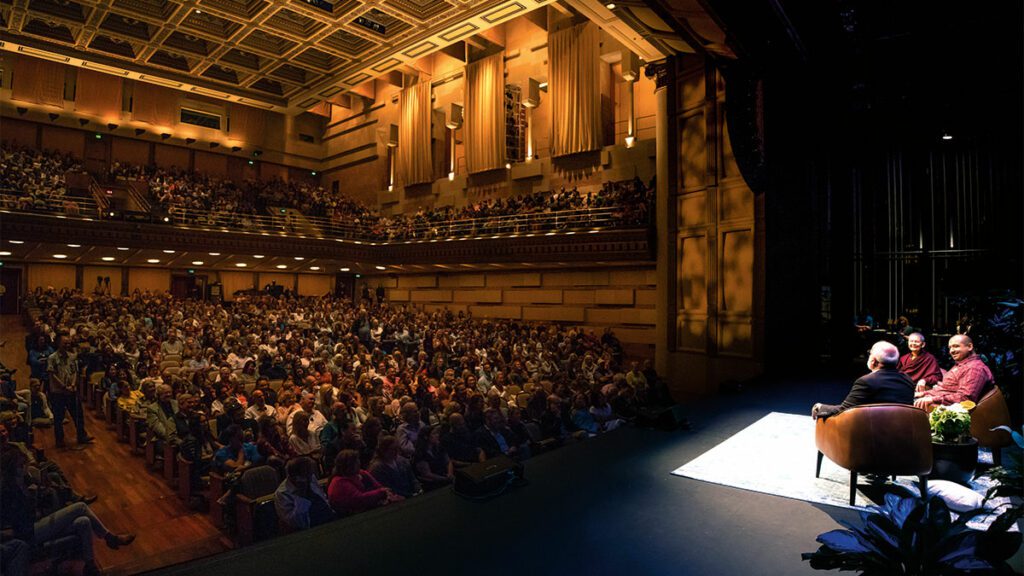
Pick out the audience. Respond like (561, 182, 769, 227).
(327, 449, 398, 516)
(274, 457, 334, 531)
(0, 144, 83, 213)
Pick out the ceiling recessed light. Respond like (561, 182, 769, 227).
(253, 254, 265, 259)
(294, 257, 305, 261)
(9, 240, 23, 245)
(101, 256, 115, 262)
(163, 250, 175, 254)
(117, 247, 129, 251)
(209, 252, 221, 256)
(235, 263, 248, 267)
(147, 259, 160, 263)
(53, 254, 68, 259)
(942, 133, 953, 141)
(340, 267, 350, 272)
(67, 244, 81, 248)
(276, 264, 288, 269)
(309, 266, 320, 271)
(191, 261, 204, 266)
(0, 251, 10, 257)
(605, 2, 615, 8)
(375, 265, 386, 271)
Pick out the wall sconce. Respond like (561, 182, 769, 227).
(16, 108, 28, 116)
(48, 113, 60, 122)
(185, 138, 196, 145)
(135, 128, 146, 136)
(79, 119, 90, 126)
(231, 146, 242, 152)
(209, 142, 219, 149)
(161, 133, 171, 140)
(107, 123, 118, 131)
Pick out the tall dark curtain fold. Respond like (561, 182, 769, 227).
(75, 69, 124, 119)
(398, 81, 433, 185)
(229, 103, 267, 148)
(132, 81, 179, 127)
(549, 22, 602, 156)
(11, 55, 66, 108)
(464, 53, 505, 173)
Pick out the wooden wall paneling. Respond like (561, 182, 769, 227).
(2, 118, 39, 148)
(128, 268, 170, 294)
(111, 137, 151, 167)
(154, 144, 190, 170)
(27, 263, 76, 290)
(297, 274, 332, 296)
(193, 151, 228, 178)
(217, 271, 254, 300)
(83, 266, 124, 295)
(41, 125, 85, 159)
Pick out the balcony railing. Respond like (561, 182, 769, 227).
(0, 190, 651, 243)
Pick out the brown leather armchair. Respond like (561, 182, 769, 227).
(815, 403, 932, 505)
(970, 386, 1012, 466)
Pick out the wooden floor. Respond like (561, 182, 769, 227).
(1, 315, 232, 575)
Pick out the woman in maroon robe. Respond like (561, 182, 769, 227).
(897, 332, 942, 391)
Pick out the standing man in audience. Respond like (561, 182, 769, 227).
(812, 341, 914, 420)
(47, 334, 93, 449)
(898, 332, 942, 392)
(914, 334, 994, 410)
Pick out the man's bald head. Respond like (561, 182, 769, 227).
(948, 334, 975, 362)
(869, 341, 900, 369)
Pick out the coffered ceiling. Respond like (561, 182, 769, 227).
(0, 0, 560, 113)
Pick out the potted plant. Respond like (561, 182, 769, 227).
(802, 493, 1022, 574)
(930, 400, 978, 486)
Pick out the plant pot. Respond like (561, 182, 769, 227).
(931, 438, 979, 486)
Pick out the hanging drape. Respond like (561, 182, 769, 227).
(464, 52, 505, 173)
(398, 81, 433, 185)
(229, 103, 267, 147)
(132, 81, 179, 127)
(549, 22, 602, 157)
(11, 55, 66, 108)
(74, 69, 123, 118)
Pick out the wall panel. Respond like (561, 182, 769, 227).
(27, 264, 75, 290)
(83, 266, 123, 295)
(218, 271, 254, 300)
(41, 126, 84, 159)
(297, 274, 332, 296)
(129, 268, 170, 294)
(111, 137, 150, 167)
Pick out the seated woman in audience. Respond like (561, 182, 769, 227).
(255, 416, 291, 473)
(288, 411, 321, 459)
(275, 390, 300, 428)
(588, 390, 625, 431)
(413, 425, 453, 490)
(328, 449, 400, 516)
(213, 424, 262, 474)
(359, 417, 382, 467)
(368, 435, 421, 498)
(441, 413, 485, 467)
(571, 393, 600, 436)
(1, 450, 134, 576)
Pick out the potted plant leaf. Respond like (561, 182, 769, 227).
(930, 400, 979, 486)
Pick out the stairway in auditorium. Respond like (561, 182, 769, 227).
(270, 206, 321, 236)
(1, 316, 232, 575)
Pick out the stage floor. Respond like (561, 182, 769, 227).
(152, 375, 1009, 576)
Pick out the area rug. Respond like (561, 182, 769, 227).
(671, 411, 1005, 527)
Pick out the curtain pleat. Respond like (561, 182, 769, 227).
(398, 81, 433, 185)
(464, 53, 505, 173)
(229, 103, 267, 147)
(11, 55, 66, 108)
(549, 22, 602, 156)
(74, 69, 123, 118)
(132, 81, 179, 127)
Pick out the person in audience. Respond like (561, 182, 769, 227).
(146, 383, 179, 445)
(274, 456, 334, 531)
(287, 392, 327, 437)
(898, 332, 942, 391)
(328, 449, 399, 516)
(213, 424, 262, 473)
(244, 389, 275, 421)
(288, 411, 321, 458)
(441, 412, 484, 466)
(368, 435, 421, 498)
(914, 334, 994, 410)
(47, 333, 93, 449)
(275, 390, 299, 427)
(1, 450, 134, 576)
(217, 397, 257, 443)
(396, 401, 426, 458)
(812, 341, 914, 419)
(255, 416, 291, 473)
(475, 408, 525, 460)
(413, 425, 453, 489)
(174, 393, 213, 493)
(588, 390, 625, 431)
(359, 417, 383, 467)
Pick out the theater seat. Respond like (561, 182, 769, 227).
(235, 466, 281, 545)
(815, 403, 932, 505)
(970, 386, 1012, 466)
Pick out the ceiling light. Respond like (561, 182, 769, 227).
(194, 8, 201, 13)
(0, 251, 10, 256)
(253, 254, 265, 259)
(147, 259, 160, 263)
(9, 240, 23, 244)
(101, 256, 115, 261)
(53, 254, 68, 259)
(117, 246, 129, 251)
(294, 257, 305, 261)
(605, 2, 615, 8)
(209, 252, 221, 256)
(309, 266, 320, 271)
(276, 264, 288, 269)
(191, 261, 204, 266)
(340, 267, 350, 272)
(67, 244, 81, 248)
(235, 262, 248, 267)
(942, 132, 953, 141)
(163, 250, 175, 254)
(375, 265, 386, 271)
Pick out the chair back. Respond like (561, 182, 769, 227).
(815, 403, 932, 475)
(970, 386, 1012, 449)
(238, 465, 281, 498)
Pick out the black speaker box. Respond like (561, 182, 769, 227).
(453, 455, 523, 499)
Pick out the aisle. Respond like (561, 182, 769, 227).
(1, 315, 231, 574)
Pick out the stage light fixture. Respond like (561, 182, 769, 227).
(248, 160, 255, 166)
(231, 146, 242, 152)
(209, 142, 219, 149)
(107, 123, 118, 131)
(48, 113, 60, 122)
(79, 119, 90, 126)
(185, 138, 196, 145)
(16, 107, 28, 116)
(135, 128, 146, 136)
(941, 132, 953, 141)
(161, 133, 171, 140)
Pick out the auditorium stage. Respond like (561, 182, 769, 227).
(152, 376, 894, 576)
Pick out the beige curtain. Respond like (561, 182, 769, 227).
(464, 53, 505, 173)
(229, 103, 267, 147)
(75, 69, 123, 118)
(132, 81, 179, 127)
(398, 81, 433, 185)
(11, 55, 66, 108)
(549, 22, 602, 156)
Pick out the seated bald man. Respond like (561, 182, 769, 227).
(813, 341, 914, 420)
(914, 335, 993, 411)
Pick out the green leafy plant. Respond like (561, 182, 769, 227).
(929, 401, 975, 444)
(802, 493, 1022, 575)
(983, 426, 1023, 504)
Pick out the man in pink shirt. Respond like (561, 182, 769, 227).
(914, 335, 993, 410)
